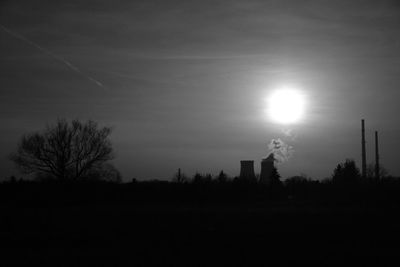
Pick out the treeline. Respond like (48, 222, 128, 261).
(1, 172, 400, 208)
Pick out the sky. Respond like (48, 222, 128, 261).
(1, 0, 400, 181)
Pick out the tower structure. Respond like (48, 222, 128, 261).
(240, 160, 256, 181)
(375, 131, 380, 180)
(361, 119, 367, 179)
(260, 154, 275, 185)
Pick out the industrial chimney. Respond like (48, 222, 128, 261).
(260, 154, 275, 185)
(375, 131, 380, 180)
(240, 160, 256, 181)
(361, 119, 367, 179)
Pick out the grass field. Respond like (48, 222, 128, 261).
(1, 196, 399, 266)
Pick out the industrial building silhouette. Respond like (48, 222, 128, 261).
(239, 160, 256, 181)
(240, 154, 275, 184)
(260, 154, 275, 185)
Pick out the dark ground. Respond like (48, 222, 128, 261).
(1, 181, 400, 266)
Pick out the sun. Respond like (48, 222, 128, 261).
(267, 87, 306, 124)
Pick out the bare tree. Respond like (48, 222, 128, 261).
(366, 163, 388, 180)
(172, 168, 188, 183)
(10, 119, 114, 181)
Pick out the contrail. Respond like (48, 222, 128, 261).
(0, 24, 104, 88)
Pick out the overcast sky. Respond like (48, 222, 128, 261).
(1, 0, 400, 180)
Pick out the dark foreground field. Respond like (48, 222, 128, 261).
(1, 181, 400, 266)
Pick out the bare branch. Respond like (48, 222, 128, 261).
(10, 118, 114, 181)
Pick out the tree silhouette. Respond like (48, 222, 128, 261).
(85, 163, 122, 183)
(270, 166, 282, 186)
(217, 170, 228, 183)
(366, 163, 388, 180)
(192, 172, 212, 184)
(10, 119, 114, 181)
(332, 159, 360, 184)
(173, 168, 188, 183)
(285, 175, 308, 186)
(192, 172, 204, 184)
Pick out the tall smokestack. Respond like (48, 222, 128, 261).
(375, 131, 380, 180)
(361, 119, 367, 179)
(240, 160, 256, 181)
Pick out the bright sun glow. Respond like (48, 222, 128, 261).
(267, 88, 306, 124)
